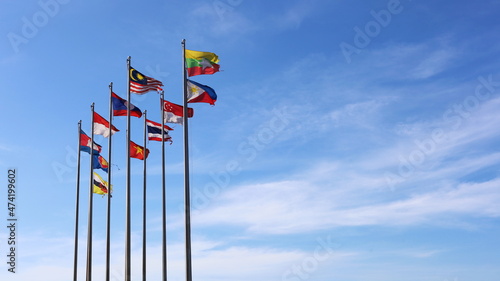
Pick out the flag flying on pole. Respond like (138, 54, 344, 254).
(130, 141, 149, 160)
(129, 66, 163, 94)
(93, 112, 119, 137)
(146, 119, 173, 142)
(185, 49, 220, 77)
(92, 154, 109, 173)
(80, 130, 102, 154)
(187, 80, 217, 105)
(112, 92, 143, 118)
(93, 172, 110, 196)
(163, 100, 194, 124)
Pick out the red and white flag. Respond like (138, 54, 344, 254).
(163, 100, 193, 124)
(93, 112, 119, 138)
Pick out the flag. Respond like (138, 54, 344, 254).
(112, 92, 142, 118)
(93, 172, 110, 196)
(146, 119, 173, 143)
(185, 49, 220, 77)
(163, 100, 194, 124)
(187, 79, 217, 105)
(93, 112, 119, 137)
(92, 154, 109, 173)
(130, 141, 149, 160)
(129, 66, 163, 94)
(80, 130, 102, 154)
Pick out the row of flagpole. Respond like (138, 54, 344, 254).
(73, 39, 221, 281)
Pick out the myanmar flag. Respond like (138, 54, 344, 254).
(185, 49, 220, 77)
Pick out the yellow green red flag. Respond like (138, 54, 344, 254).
(185, 49, 220, 77)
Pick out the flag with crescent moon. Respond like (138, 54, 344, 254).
(129, 66, 163, 94)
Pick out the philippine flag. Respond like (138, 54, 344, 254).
(93, 112, 119, 138)
(112, 92, 143, 118)
(146, 119, 173, 143)
(187, 79, 217, 105)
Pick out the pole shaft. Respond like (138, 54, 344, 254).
(106, 83, 113, 281)
(142, 110, 148, 281)
(160, 92, 167, 281)
(73, 120, 82, 281)
(181, 39, 193, 281)
(86, 104, 95, 281)
(125, 57, 132, 281)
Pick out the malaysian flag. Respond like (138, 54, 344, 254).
(129, 66, 163, 94)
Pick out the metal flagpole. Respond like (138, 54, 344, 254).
(142, 110, 148, 281)
(73, 120, 82, 281)
(160, 91, 167, 281)
(105, 83, 114, 281)
(181, 39, 193, 281)
(125, 57, 132, 281)
(86, 103, 96, 281)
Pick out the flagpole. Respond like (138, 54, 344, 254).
(181, 38, 193, 281)
(160, 91, 168, 281)
(125, 56, 132, 281)
(105, 83, 114, 281)
(142, 110, 148, 281)
(73, 120, 82, 281)
(86, 103, 96, 281)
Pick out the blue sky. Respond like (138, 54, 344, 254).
(1, 0, 500, 280)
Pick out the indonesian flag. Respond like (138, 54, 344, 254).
(93, 112, 119, 138)
(163, 100, 194, 124)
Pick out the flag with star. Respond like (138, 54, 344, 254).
(129, 66, 163, 94)
(163, 100, 194, 124)
(185, 49, 220, 77)
(187, 79, 217, 105)
(130, 140, 149, 160)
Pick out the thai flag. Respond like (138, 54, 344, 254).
(112, 92, 143, 118)
(146, 119, 173, 143)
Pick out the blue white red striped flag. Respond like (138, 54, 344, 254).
(146, 119, 173, 142)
